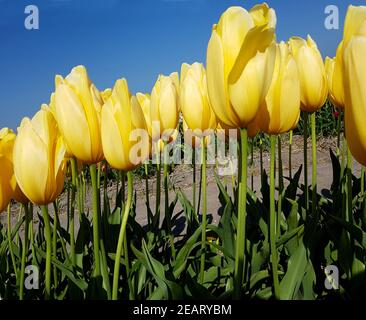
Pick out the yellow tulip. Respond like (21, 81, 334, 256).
(206, 3, 277, 129)
(325, 56, 344, 109)
(343, 11, 366, 165)
(180, 62, 217, 137)
(101, 79, 149, 171)
(13, 107, 66, 205)
(150, 74, 179, 141)
(54, 65, 104, 164)
(254, 42, 301, 135)
(288, 35, 328, 112)
(332, 5, 366, 113)
(136, 92, 152, 138)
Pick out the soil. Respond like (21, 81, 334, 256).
(0, 135, 362, 233)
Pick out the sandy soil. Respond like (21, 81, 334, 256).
(1, 135, 361, 233)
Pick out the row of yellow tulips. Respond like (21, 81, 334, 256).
(0, 2, 365, 300)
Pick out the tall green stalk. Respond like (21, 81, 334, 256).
(289, 130, 293, 179)
(52, 202, 58, 287)
(199, 138, 207, 283)
(155, 142, 161, 224)
(7, 205, 18, 282)
(41, 205, 52, 300)
(144, 163, 150, 226)
(112, 171, 133, 300)
(192, 148, 196, 212)
(270, 135, 280, 299)
(234, 128, 248, 299)
(311, 112, 317, 218)
(277, 135, 284, 235)
(163, 140, 176, 260)
(251, 139, 254, 190)
(19, 204, 30, 300)
(90, 164, 101, 277)
(303, 112, 309, 211)
(69, 158, 79, 266)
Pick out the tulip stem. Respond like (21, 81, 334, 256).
(41, 205, 52, 300)
(144, 163, 151, 227)
(199, 138, 207, 283)
(192, 149, 196, 213)
(52, 202, 58, 287)
(155, 142, 161, 227)
(70, 158, 79, 266)
(19, 204, 30, 300)
(270, 135, 280, 299)
(303, 112, 309, 211)
(361, 167, 366, 228)
(7, 205, 18, 282)
(346, 145, 353, 224)
(289, 130, 293, 179)
(163, 140, 176, 260)
(311, 112, 317, 218)
(260, 137, 263, 189)
(90, 164, 101, 278)
(336, 111, 342, 154)
(278, 135, 284, 235)
(234, 128, 248, 299)
(112, 171, 133, 300)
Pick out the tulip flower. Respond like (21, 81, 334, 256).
(150, 74, 179, 142)
(288, 35, 328, 113)
(325, 56, 344, 109)
(206, 3, 277, 297)
(54, 65, 104, 164)
(180, 62, 217, 135)
(254, 42, 301, 135)
(13, 106, 66, 299)
(343, 16, 366, 167)
(289, 35, 328, 215)
(206, 4, 277, 129)
(13, 107, 65, 205)
(101, 78, 149, 299)
(101, 78, 149, 172)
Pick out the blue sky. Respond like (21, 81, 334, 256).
(0, 0, 364, 129)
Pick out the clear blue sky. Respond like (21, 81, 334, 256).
(0, 0, 364, 129)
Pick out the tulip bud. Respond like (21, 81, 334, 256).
(101, 79, 149, 171)
(325, 56, 344, 109)
(180, 63, 217, 137)
(13, 107, 66, 205)
(206, 3, 277, 129)
(150, 74, 179, 141)
(343, 20, 366, 165)
(288, 35, 328, 113)
(54, 65, 104, 164)
(254, 42, 301, 135)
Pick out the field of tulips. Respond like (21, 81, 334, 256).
(1, 3, 366, 302)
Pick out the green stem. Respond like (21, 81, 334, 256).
(270, 135, 280, 299)
(336, 112, 342, 154)
(346, 146, 353, 224)
(311, 112, 317, 218)
(192, 149, 196, 212)
(7, 205, 18, 282)
(90, 164, 101, 277)
(251, 139, 254, 190)
(20, 204, 30, 300)
(260, 138, 263, 189)
(41, 205, 52, 300)
(289, 130, 293, 179)
(163, 140, 176, 260)
(52, 202, 58, 287)
(199, 138, 207, 283)
(155, 142, 161, 225)
(70, 158, 79, 266)
(234, 128, 248, 299)
(303, 112, 309, 211)
(112, 171, 133, 300)
(144, 163, 151, 227)
(277, 135, 283, 235)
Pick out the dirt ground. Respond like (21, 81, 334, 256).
(1, 135, 362, 232)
